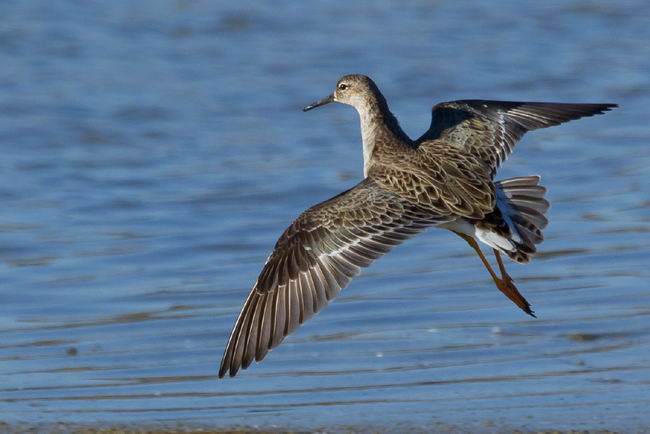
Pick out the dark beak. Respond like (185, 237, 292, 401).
(303, 94, 334, 112)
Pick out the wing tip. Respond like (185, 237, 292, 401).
(432, 100, 618, 112)
(218, 358, 234, 378)
(599, 103, 618, 113)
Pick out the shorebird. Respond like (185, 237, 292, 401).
(219, 74, 616, 378)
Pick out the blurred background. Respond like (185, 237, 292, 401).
(1, 0, 649, 431)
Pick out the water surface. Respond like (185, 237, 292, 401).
(1, 0, 649, 431)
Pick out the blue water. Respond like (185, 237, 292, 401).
(1, 0, 649, 431)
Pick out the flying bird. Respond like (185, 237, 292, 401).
(219, 74, 616, 378)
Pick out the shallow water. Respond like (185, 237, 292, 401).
(1, 0, 649, 431)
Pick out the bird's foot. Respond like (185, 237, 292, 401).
(496, 274, 536, 318)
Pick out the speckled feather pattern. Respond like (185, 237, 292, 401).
(369, 141, 496, 219)
(416, 100, 617, 177)
(219, 178, 445, 377)
(219, 74, 616, 377)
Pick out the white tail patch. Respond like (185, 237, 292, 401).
(438, 218, 516, 252)
(438, 175, 549, 263)
(476, 226, 517, 252)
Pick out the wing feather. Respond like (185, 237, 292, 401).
(416, 100, 617, 176)
(219, 178, 444, 377)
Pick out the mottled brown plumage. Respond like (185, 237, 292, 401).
(219, 74, 616, 378)
(416, 99, 616, 177)
(369, 142, 496, 219)
(414, 99, 614, 264)
(220, 178, 443, 377)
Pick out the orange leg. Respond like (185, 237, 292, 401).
(494, 249, 511, 282)
(456, 233, 535, 317)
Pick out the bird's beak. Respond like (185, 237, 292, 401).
(303, 94, 334, 112)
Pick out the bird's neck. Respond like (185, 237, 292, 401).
(357, 96, 413, 177)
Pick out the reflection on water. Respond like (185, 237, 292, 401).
(1, 0, 650, 431)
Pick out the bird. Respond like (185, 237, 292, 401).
(218, 74, 616, 378)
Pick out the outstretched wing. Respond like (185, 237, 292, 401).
(416, 100, 617, 176)
(219, 178, 444, 378)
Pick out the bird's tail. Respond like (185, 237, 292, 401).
(492, 175, 550, 263)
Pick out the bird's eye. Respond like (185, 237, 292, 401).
(338, 83, 349, 91)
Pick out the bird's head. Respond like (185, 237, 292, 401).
(303, 74, 381, 112)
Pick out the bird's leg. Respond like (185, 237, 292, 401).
(455, 233, 535, 317)
(457, 233, 501, 284)
(492, 248, 535, 317)
(494, 249, 512, 284)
